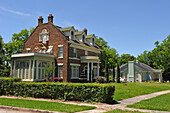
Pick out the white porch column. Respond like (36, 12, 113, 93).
(91, 62, 93, 81)
(97, 63, 99, 76)
(159, 73, 163, 83)
(28, 60, 31, 79)
(87, 62, 89, 81)
(32, 60, 35, 80)
(36, 60, 39, 79)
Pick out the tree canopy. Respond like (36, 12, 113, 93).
(1, 28, 35, 77)
(119, 54, 136, 65)
(137, 36, 170, 80)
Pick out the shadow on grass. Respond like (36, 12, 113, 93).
(106, 100, 120, 105)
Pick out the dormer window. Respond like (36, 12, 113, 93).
(71, 31, 74, 40)
(82, 35, 85, 43)
(92, 38, 95, 46)
(39, 29, 49, 44)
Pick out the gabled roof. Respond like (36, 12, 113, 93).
(75, 31, 84, 35)
(60, 26, 74, 31)
(139, 63, 162, 72)
(116, 62, 162, 73)
(86, 34, 95, 38)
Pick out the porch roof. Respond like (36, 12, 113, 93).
(11, 52, 55, 58)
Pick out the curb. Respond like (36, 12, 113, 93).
(0, 105, 61, 113)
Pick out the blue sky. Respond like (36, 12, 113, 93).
(0, 0, 170, 57)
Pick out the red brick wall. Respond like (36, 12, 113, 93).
(23, 22, 69, 82)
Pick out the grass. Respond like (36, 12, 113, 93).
(104, 109, 148, 113)
(127, 93, 170, 111)
(0, 98, 96, 113)
(111, 82, 170, 101)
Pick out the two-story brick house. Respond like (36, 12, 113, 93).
(10, 14, 102, 82)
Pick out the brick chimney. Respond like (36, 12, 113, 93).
(83, 28, 87, 35)
(48, 14, 53, 23)
(38, 16, 43, 25)
(75, 29, 78, 32)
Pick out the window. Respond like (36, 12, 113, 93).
(58, 66, 63, 78)
(93, 68, 97, 78)
(15, 61, 29, 79)
(38, 61, 50, 79)
(95, 53, 98, 56)
(73, 48, 77, 58)
(71, 66, 79, 78)
(71, 31, 74, 40)
(82, 35, 85, 43)
(39, 29, 49, 44)
(92, 38, 95, 46)
(58, 47, 63, 58)
(85, 51, 88, 56)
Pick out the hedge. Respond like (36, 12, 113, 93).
(0, 77, 115, 103)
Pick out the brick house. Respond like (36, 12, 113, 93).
(10, 14, 102, 82)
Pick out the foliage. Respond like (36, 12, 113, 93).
(137, 36, 170, 80)
(105, 109, 146, 113)
(111, 82, 170, 101)
(96, 76, 107, 83)
(127, 93, 170, 111)
(0, 98, 96, 112)
(0, 35, 5, 76)
(96, 37, 118, 82)
(3, 28, 35, 76)
(0, 77, 115, 103)
(119, 54, 136, 65)
(44, 63, 55, 82)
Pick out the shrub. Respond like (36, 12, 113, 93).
(96, 76, 107, 83)
(0, 77, 115, 103)
(0, 77, 21, 95)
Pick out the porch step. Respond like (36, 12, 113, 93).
(79, 78, 87, 80)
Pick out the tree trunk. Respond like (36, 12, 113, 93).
(117, 62, 120, 83)
(105, 57, 109, 83)
(112, 64, 115, 82)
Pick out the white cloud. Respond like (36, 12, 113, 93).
(0, 6, 31, 16)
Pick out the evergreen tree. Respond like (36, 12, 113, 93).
(116, 61, 120, 83)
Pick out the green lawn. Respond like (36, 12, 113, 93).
(111, 82, 170, 101)
(0, 98, 96, 113)
(105, 109, 148, 113)
(127, 93, 170, 111)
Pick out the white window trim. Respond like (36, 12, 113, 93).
(70, 63, 80, 66)
(69, 57, 80, 60)
(58, 63, 63, 66)
(71, 66, 79, 79)
(58, 46, 63, 58)
(58, 45, 64, 47)
(58, 65, 63, 78)
(26, 48, 31, 51)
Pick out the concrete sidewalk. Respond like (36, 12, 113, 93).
(0, 90, 170, 113)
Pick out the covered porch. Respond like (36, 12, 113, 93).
(11, 53, 55, 81)
(80, 56, 100, 82)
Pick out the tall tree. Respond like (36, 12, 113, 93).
(116, 59, 120, 83)
(96, 37, 118, 82)
(119, 54, 136, 65)
(3, 28, 35, 76)
(137, 36, 170, 81)
(0, 35, 4, 76)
